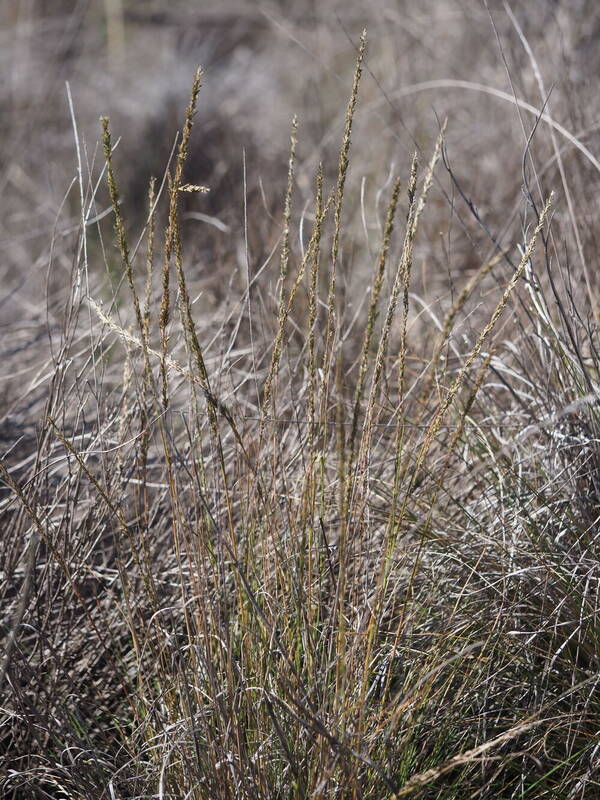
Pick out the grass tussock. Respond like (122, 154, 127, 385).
(1, 14, 600, 800)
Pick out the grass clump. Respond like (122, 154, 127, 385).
(1, 32, 599, 800)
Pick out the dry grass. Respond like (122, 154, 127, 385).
(1, 3, 599, 798)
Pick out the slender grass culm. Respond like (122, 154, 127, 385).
(1, 16, 599, 800)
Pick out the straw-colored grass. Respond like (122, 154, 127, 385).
(1, 9, 600, 800)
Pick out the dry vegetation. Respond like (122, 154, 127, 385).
(1, 2, 599, 798)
